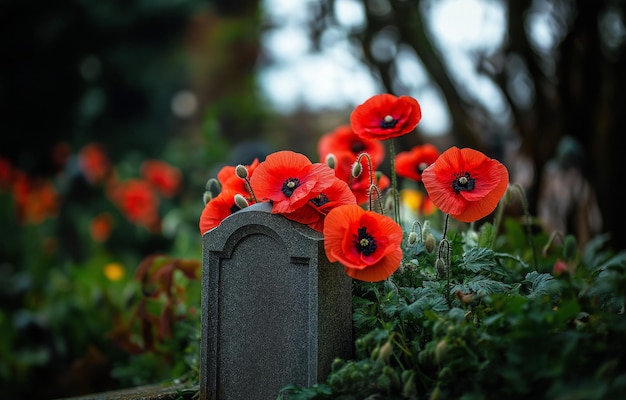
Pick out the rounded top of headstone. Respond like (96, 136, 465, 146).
(203, 201, 323, 258)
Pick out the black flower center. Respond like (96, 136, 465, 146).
(282, 178, 301, 197)
(416, 162, 429, 175)
(452, 172, 475, 193)
(380, 114, 398, 129)
(351, 141, 366, 153)
(229, 203, 240, 214)
(310, 193, 329, 207)
(353, 226, 377, 256)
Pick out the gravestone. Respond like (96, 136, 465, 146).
(200, 202, 353, 400)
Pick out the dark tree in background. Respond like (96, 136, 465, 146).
(307, 0, 625, 250)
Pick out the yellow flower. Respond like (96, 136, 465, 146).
(104, 262, 125, 281)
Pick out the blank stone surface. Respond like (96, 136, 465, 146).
(200, 202, 352, 400)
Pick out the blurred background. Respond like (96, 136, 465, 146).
(1, 0, 624, 398)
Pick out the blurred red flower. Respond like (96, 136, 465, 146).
(90, 212, 114, 242)
(141, 160, 182, 198)
(11, 171, 59, 224)
(249, 150, 335, 214)
(317, 125, 385, 168)
(395, 144, 440, 182)
(422, 147, 509, 223)
(111, 179, 160, 232)
(350, 94, 422, 140)
(78, 143, 112, 185)
(323, 204, 403, 282)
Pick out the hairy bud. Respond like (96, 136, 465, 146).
(425, 233, 436, 253)
(351, 160, 362, 178)
(235, 164, 248, 179)
(233, 193, 249, 209)
(325, 153, 336, 169)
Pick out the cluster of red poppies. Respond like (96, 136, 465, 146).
(199, 94, 509, 282)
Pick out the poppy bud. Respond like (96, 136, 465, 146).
(235, 164, 248, 179)
(202, 191, 212, 205)
(233, 193, 249, 209)
(377, 340, 393, 364)
(435, 339, 448, 365)
(402, 371, 416, 397)
(435, 257, 447, 277)
(205, 177, 220, 192)
(351, 160, 362, 178)
(407, 231, 418, 245)
(325, 153, 336, 169)
(425, 233, 436, 253)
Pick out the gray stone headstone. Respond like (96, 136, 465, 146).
(200, 202, 353, 400)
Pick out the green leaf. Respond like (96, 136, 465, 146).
(451, 276, 511, 296)
(523, 271, 559, 298)
(462, 247, 496, 273)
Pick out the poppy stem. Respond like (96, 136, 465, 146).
(512, 183, 538, 270)
(243, 177, 259, 204)
(442, 213, 450, 241)
(388, 139, 400, 224)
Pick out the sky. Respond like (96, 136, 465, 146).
(257, 0, 508, 136)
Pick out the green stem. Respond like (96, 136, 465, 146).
(513, 183, 538, 270)
(389, 139, 400, 224)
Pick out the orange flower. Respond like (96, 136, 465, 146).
(395, 144, 440, 182)
(350, 94, 422, 140)
(141, 160, 182, 198)
(317, 125, 385, 168)
(199, 188, 241, 234)
(422, 147, 509, 223)
(323, 204, 403, 282)
(249, 150, 336, 214)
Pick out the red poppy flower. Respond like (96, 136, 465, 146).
(199, 189, 242, 234)
(285, 177, 357, 232)
(217, 158, 260, 201)
(395, 144, 440, 182)
(141, 160, 182, 198)
(421, 147, 509, 223)
(332, 151, 390, 204)
(350, 94, 422, 140)
(317, 125, 385, 168)
(249, 151, 336, 214)
(323, 204, 403, 282)
(110, 179, 160, 232)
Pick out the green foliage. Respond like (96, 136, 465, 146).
(282, 216, 626, 399)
